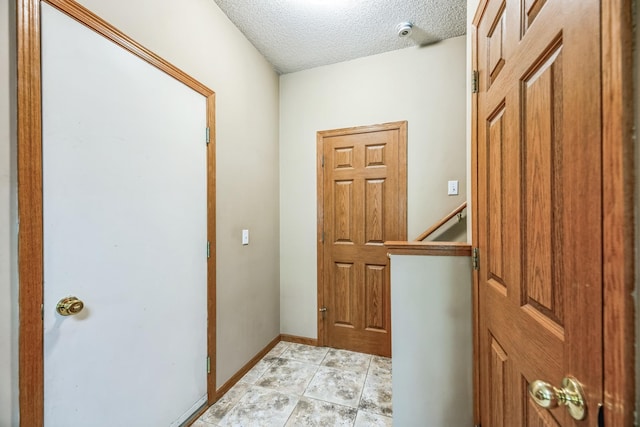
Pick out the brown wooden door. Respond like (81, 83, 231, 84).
(475, 0, 602, 425)
(317, 122, 407, 357)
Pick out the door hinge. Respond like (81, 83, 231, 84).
(472, 247, 480, 270)
(41, 303, 44, 320)
(207, 356, 211, 374)
(472, 70, 479, 93)
(206, 127, 210, 145)
(207, 240, 211, 258)
(319, 306, 327, 319)
(321, 155, 325, 167)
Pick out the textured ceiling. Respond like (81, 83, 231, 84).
(212, 0, 467, 74)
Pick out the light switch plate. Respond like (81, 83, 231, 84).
(448, 180, 459, 196)
(242, 229, 249, 245)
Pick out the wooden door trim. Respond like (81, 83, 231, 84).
(17, 2, 44, 425)
(316, 129, 325, 347)
(469, 20, 481, 427)
(316, 121, 407, 348)
(470, 0, 635, 425)
(601, 1, 635, 425)
(17, 1, 217, 424)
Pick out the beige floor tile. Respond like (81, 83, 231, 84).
(280, 343, 329, 364)
(359, 371, 393, 416)
(284, 397, 357, 427)
(198, 382, 250, 425)
(354, 410, 393, 426)
(304, 366, 366, 408)
(218, 386, 298, 427)
(321, 349, 372, 373)
(255, 358, 318, 395)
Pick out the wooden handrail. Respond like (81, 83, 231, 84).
(386, 241, 472, 256)
(414, 201, 467, 241)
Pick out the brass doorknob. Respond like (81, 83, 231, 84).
(528, 376, 586, 420)
(56, 296, 84, 316)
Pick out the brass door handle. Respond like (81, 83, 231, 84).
(56, 296, 85, 316)
(528, 376, 586, 420)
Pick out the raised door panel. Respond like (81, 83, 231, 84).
(487, 1, 507, 85)
(522, 0, 548, 34)
(333, 180, 355, 244)
(365, 179, 385, 245)
(364, 264, 387, 332)
(521, 41, 564, 327)
(487, 104, 506, 288)
(333, 262, 356, 328)
(489, 336, 510, 427)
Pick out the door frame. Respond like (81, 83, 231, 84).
(316, 121, 408, 349)
(17, 0, 217, 425)
(470, 1, 635, 426)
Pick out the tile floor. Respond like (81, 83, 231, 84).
(193, 341, 393, 427)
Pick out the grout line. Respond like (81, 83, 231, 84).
(355, 355, 372, 411)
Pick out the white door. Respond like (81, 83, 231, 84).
(41, 4, 208, 426)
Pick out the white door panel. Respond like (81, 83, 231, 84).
(42, 3, 207, 426)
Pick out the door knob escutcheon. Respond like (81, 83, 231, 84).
(56, 296, 84, 316)
(528, 376, 586, 420)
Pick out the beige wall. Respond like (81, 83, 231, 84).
(0, 1, 281, 422)
(390, 254, 473, 424)
(279, 37, 467, 338)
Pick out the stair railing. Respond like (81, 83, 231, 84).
(414, 201, 467, 242)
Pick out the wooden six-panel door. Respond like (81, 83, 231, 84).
(475, 0, 602, 425)
(318, 122, 407, 357)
